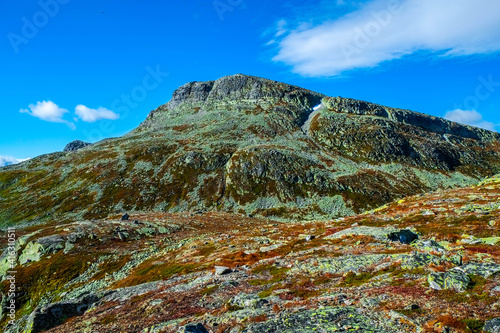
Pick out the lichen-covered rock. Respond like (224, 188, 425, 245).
(292, 254, 389, 274)
(401, 252, 447, 269)
(241, 306, 414, 332)
(428, 270, 470, 292)
(411, 239, 446, 254)
(484, 317, 500, 333)
(459, 262, 500, 278)
(18, 236, 65, 265)
(325, 226, 399, 241)
(231, 293, 268, 309)
(259, 244, 282, 253)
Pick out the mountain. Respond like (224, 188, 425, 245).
(1, 74, 500, 226)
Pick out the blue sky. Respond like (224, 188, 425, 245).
(1, 0, 500, 165)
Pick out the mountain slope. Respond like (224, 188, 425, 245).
(1, 74, 500, 226)
(1, 174, 500, 332)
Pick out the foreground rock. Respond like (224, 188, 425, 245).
(26, 294, 100, 333)
(183, 323, 210, 333)
(428, 269, 471, 292)
(18, 235, 65, 264)
(485, 317, 500, 333)
(388, 229, 418, 244)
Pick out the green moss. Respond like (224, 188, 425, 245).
(392, 267, 427, 278)
(112, 261, 203, 288)
(258, 283, 283, 298)
(90, 255, 132, 282)
(461, 318, 485, 332)
(339, 271, 374, 287)
(252, 264, 290, 281)
(248, 279, 270, 286)
(467, 274, 487, 290)
(0, 251, 93, 326)
(397, 308, 425, 318)
(199, 285, 218, 296)
(225, 302, 244, 312)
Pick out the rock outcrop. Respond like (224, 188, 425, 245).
(63, 140, 91, 152)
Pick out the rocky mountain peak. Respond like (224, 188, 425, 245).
(168, 74, 324, 107)
(142, 74, 325, 127)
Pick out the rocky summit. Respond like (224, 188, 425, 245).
(1, 74, 500, 225)
(1, 74, 500, 332)
(63, 140, 92, 152)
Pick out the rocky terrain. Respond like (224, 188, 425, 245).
(1, 74, 500, 332)
(1, 74, 500, 225)
(1, 173, 500, 332)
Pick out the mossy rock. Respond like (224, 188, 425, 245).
(428, 270, 470, 292)
(242, 306, 410, 332)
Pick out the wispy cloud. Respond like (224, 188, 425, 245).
(0, 155, 30, 167)
(75, 105, 120, 123)
(20, 100, 75, 129)
(444, 109, 498, 131)
(275, 19, 288, 37)
(272, 0, 500, 76)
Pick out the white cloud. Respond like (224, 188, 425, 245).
(0, 156, 30, 167)
(444, 109, 497, 131)
(272, 0, 500, 76)
(20, 100, 75, 129)
(74, 105, 119, 123)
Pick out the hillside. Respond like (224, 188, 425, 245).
(1, 174, 499, 332)
(1, 74, 500, 226)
